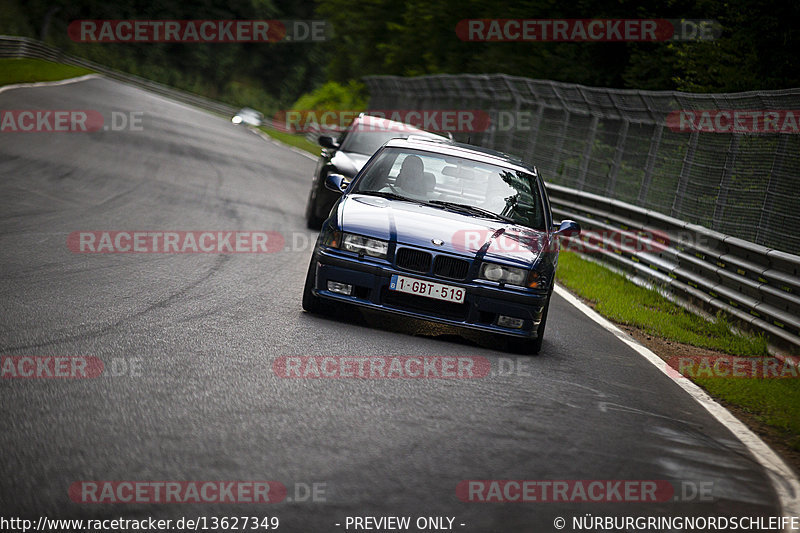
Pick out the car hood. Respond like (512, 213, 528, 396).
(331, 151, 372, 176)
(337, 194, 549, 267)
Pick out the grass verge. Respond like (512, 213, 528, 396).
(556, 251, 800, 453)
(0, 58, 93, 86)
(258, 126, 320, 155)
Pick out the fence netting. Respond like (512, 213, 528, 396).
(364, 74, 800, 255)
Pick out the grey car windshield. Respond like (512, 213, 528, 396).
(351, 147, 546, 229)
(339, 128, 421, 156)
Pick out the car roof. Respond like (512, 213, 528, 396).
(383, 137, 537, 175)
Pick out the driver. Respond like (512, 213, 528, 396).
(394, 155, 430, 198)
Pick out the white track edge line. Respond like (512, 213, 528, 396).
(554, 283, 800, 526)
(0, 74, 100, 94)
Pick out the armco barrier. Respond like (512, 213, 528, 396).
(548, 183, 800, 352)
(0, 35, 236, 116)
(364, 73, 800, 353)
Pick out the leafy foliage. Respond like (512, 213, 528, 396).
(291, 80, 367, 111)
(317, 0, 800, 92)
(2, 0, 797, 116)
(1, 0, 328, 112)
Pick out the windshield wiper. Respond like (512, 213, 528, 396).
(358, 190, 412, 202)
(428, 200, 516, 222)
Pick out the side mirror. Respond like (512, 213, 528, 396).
(554, 220, 581, 237)
(318, 135, 339, 149)
(324, 173, 349, 193)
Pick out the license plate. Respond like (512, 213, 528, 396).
(389, 275, 465, 303)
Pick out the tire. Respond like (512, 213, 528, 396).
(305, 178, 326, 230)
(302, 257, 322, 313)
(508, 297, 550, 355)
(305, 192, 324, 230)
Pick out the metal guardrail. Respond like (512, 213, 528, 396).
(0, 35, 237, 116)
(363, 74, 800, 353)
(548, 184, 800, 352)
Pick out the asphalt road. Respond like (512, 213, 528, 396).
(0, 77, 785, 531)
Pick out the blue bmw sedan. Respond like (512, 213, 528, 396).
(302, 137, 580, 353)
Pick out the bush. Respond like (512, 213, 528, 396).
(291, 80, 367, 111)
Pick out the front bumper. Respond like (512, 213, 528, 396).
(312, 247, 550, 339)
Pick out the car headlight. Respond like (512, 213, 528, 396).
(231, 115, 243, 124)
(342, 233, 388, 258)
(479, 263, 528, 287)
(320, 225, 341, 248)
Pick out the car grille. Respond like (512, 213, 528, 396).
(395, 248, 432, 273)
(395, 247, 471, 281)
(433, 255, 470, 280)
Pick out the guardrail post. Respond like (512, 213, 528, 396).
(576, 115, 599, 191)
(497, 75, 516, 155)
(523, 104, 544, 165)
(638, 125, 663, 205)
(711, 133, 740, 232)
(671, 130, 698, 218)
(605, 120, 629, 197)
(755, 135, 788, 246)
(551, 110, 571, 184)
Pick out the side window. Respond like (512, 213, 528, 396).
(359, 151, 399, 191)
(336, 127, 349, 146)
(337, 118, 358, 146)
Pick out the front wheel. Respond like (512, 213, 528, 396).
(305, 183, 325, 230)
(302, 257, 322, 313)
(507, 298, 550, 355)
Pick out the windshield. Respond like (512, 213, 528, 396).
(339, 128, 416, 156)
(351, 147, 546, 229)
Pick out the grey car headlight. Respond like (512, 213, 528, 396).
(342, 233, 389, 258)
(479, 263, 528, 286)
